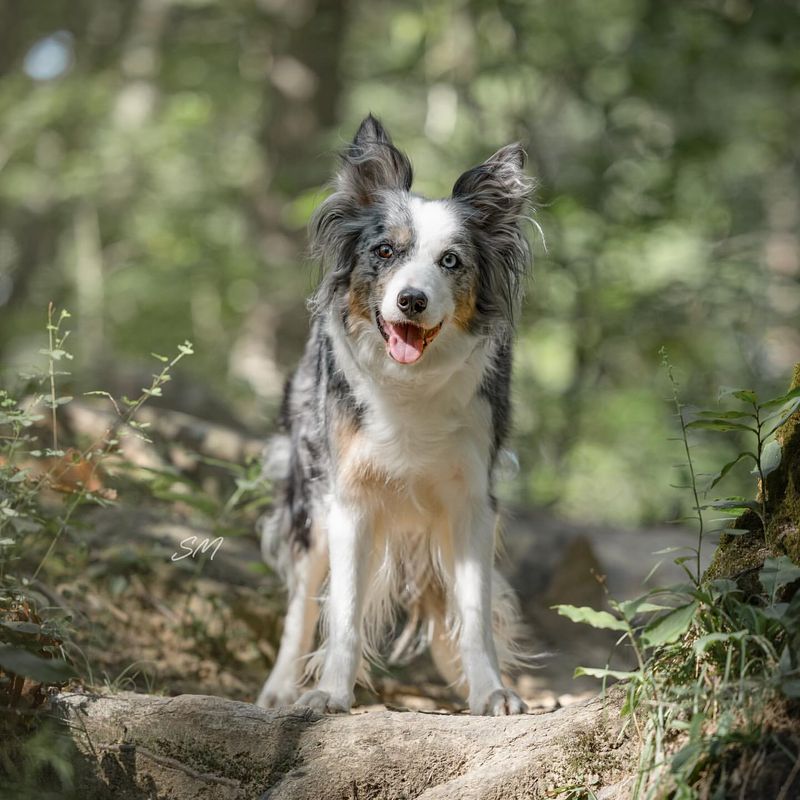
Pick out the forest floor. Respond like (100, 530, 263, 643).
(42, 465, 708, 715)
(8, 401, 710, 713)
(4, 404, 721, 797)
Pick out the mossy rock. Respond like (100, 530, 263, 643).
(705, 364, 800, 586)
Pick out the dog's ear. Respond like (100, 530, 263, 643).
(336, 114, 413, 204)
(451, 143, 533, 228)
(452, 144, 535, 327)
(308, 116, 412, 310)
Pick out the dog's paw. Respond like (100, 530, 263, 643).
(295, 689, 352, 714)
(255, 686, 299, 709)
(471, 688, 528, 716)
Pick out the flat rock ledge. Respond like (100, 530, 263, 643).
(53, 687, 635, 800)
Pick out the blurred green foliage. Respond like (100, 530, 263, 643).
(1, 0, 799, 524)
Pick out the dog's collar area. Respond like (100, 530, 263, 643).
(375, 311, 443, 364)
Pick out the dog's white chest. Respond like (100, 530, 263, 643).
(360, 389, 490, 483)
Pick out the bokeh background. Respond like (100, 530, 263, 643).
(2, 0, 800, 525)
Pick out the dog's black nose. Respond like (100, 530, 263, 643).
(397, 288, 428, 317)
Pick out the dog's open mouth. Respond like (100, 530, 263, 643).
(376, 312, 443, 365)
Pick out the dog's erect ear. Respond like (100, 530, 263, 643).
(352, 114, 392, 148)
(308, 116, 412, 310)
(451, 143, 533, 228)
(452, 144, 535, 326)
(337, 114, 413, 204)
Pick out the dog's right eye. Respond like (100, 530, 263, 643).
(375, 244, 394, 259)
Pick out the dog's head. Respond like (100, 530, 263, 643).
(311, 115, 533, 373)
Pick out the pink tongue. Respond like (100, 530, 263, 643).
(388, 323, 425, 364)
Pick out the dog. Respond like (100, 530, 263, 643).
(256, 115, 534, 715)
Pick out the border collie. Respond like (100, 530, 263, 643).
(256, 115, 534, 715)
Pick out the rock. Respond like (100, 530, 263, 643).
(54, 687, 634, 799)
(543, 535, 605, 609)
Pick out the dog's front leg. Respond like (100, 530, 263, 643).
(297, 498, 369, 713)
(452, 497, 527, 716)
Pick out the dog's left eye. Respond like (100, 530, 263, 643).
(375, 244, 394, 259)
(440, 252, 459, 269)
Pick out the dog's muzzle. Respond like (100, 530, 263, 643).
(376, 311, 443, 365)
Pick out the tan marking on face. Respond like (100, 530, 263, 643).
(388, 225, 413, 250)
(451, 283, 477, 331)
(347, 281, 373, 325)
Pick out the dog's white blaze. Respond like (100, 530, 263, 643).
(408, 196, 461, 255)
(379, 198, 460, 329)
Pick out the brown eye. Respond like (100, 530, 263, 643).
(375, 243, 394, 259)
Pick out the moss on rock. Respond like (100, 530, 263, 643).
(765, 362, 800, 563)
(705, 364, 800, 585)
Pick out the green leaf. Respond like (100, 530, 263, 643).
(700, 499, 760, 513)
(685, 419, 756, 434)
(760, 556, 800, 599)
(642, 560, 663, 585)
(763, 604, 789, 621)
(766, 400, 800, 437)
(553, 605, 628, 631)
(755, 440, 782, 479)
(760, 386, 800, 410)
(671, 742, 703, 774)
(0, 644, 75, 683)
(574, 666, 637, 681)
(641, 601, 699, 648)
(706, 452, 756, 491)
(733, 390, 757, 404)
(779, 644, 794, 675)
(708, 579, 739, 597)
(718, 387, 757, 404)
(44, 396, 73, 408)
(695, 409, 755, 420)
(692, 630, 746, 655)
(616, 597, 671, 618)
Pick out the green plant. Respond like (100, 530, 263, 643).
(554, 354, 800, 798)
(1, 304, 196, 791)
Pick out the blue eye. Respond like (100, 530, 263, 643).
(441, 252, 459, 269)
